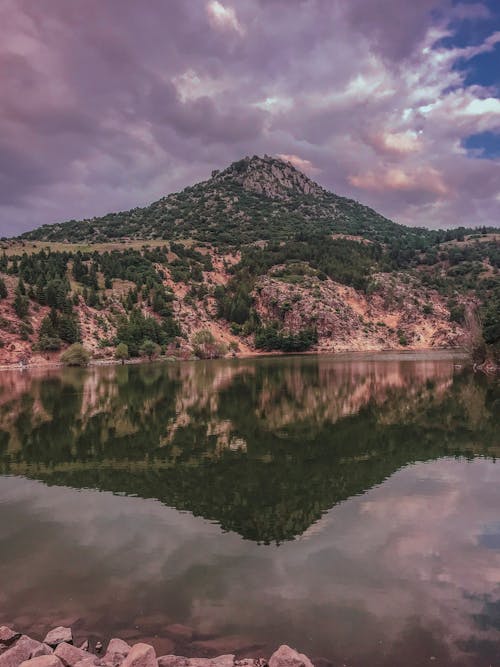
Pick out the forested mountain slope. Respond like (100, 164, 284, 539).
(0, 155, 498, 366)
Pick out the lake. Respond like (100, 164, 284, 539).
(0, 353, 499, 667)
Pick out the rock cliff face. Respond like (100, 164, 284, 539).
(253, 270, 465, 352)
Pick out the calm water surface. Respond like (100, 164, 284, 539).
(0, 353, 499, 667)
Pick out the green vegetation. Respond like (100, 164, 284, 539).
(38, 309, 80, 351)
(481, 287, 500, 362)
(1, 156, 498, 364)
(18, 155, 495, 251)
(140, 339, 161, 360)
(60, 343, 90, 366)
(116, 308, 178, 357)
(114, 342, 129, 363)
(254, 325, 318, 352)
(191, 329, 226, 359)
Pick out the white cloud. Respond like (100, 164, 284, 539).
(173, 69, 229, 102)
(277, 153, 321, 176)
(206, 1, 244, 35)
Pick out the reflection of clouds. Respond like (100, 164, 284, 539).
(1, 457, 500, 664)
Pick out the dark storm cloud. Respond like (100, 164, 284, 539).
(0, 0, 499, 235)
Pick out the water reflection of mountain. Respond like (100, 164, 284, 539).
(0, 357, 498, 543)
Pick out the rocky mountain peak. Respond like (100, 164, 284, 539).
(210, 154, 325, 200)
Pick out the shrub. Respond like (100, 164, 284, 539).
(139, 339, 160, 360)
(61, 343, 90, 366)
(114, 342, 130, 363)
(38, 335, 63, 351)
(192, 329, 227, 359)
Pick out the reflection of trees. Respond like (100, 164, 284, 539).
(0, 359, 498, 543)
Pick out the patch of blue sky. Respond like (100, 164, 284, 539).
(463, 131, 500, 159)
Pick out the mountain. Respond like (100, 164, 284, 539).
(1, 154, 499, 367)
(20, 154, 419, 245)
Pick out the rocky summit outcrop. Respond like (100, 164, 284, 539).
(212, 155, 325, 200)
(0, 627, 313, 667)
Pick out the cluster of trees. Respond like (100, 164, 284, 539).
(38, 308, 80, 351)
(115, 308, 179, 357)
(254, 325, 318, 352)
(0, 247, 187, 356)
(481, 287, 500, 361)
(2, 251, 80, 349)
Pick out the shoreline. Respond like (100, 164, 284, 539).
(0, 346, 469, 373)
(0, 625, 311, 667)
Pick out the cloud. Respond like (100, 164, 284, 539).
(349, 166, 449, 199)
(0, 0, 499, 235)
(368, 130, 422, 156)
(206, 1, 244, 35)
(277, 153, 321, 176)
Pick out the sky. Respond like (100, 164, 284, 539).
(1, 0, 499, 237)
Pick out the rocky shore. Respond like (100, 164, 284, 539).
(0, 627, 313, 667)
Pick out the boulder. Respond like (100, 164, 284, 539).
(121, 644, 157, 667)
(0, 636, 43, 667)
(0, 628, 20, 646)
(31, 646, 54, 659)
(269, 646, 313, 667)
(102, 639, 132, 667)
(19, 655, 64, 667)
(54, 643, 95, 667)
(106, 640, 130, 657)
(44, 629, 73, 649)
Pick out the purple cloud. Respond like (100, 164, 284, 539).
(0, 0, 499, 236)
